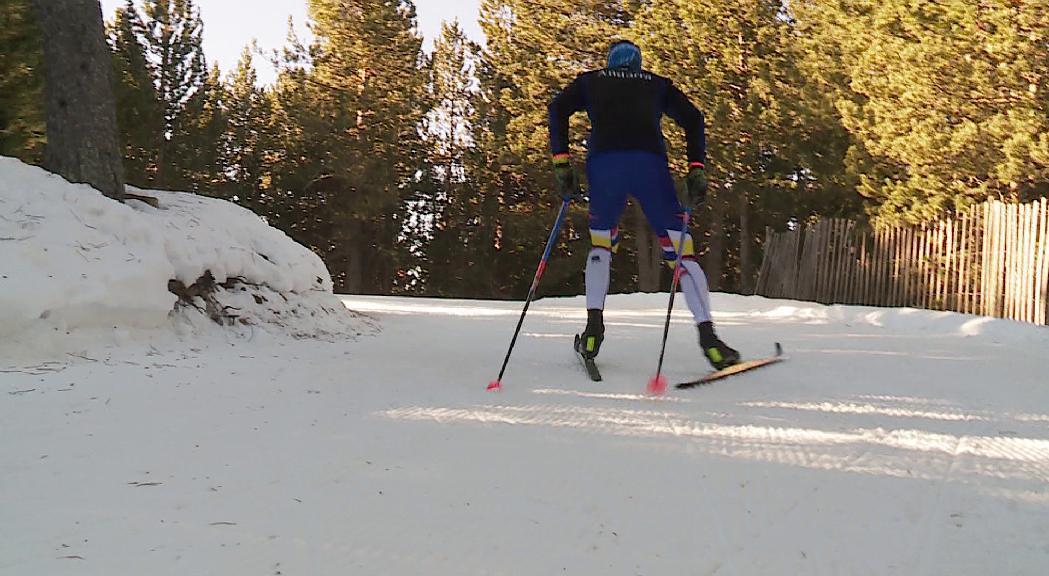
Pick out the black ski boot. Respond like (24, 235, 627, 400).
(575, 309, 605, 360)
(698, 321, 740, 370)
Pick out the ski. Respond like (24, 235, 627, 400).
(675, 343, 784, 389)
(573, 335, 603, 382)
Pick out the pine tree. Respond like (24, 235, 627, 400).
(139, 0, 207, 189)
(0, 0, 45, 162)
(454, 29, 525, 298)
(270, 1, 428, 294)
(171, 62, 226, 192)
(109, 0, 162, 186)
(793, 0, 1049, 225)
(396, 21, 479, 295)
(428, 21, 475, 187)
(108, 0, 226, 193)
(220, 46, 274, 210)
(422, 21, 484, 296)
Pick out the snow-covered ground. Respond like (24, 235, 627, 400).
(3, 291, 1049, 575)
(3, 154, 1048, 574)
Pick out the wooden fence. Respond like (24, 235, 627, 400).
(755, 199, 1049, 325)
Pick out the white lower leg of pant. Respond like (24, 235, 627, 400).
(585, 248, 611, 310)
(679, 259, 712, 324)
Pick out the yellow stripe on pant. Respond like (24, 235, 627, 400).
(589, 227, 620, 254)
(659, 230, 695, 267)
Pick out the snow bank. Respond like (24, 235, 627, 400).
(343, 291, 1047, 344)
(0, 156, 364, 359)
(710, 294, 1048, 343)
(491, 291, 1046, 343)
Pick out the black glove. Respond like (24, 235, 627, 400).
(686, 163, 709, 205)
(552, 154, 581, 201)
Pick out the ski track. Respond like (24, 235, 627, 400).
(2, 294, 1049, 575)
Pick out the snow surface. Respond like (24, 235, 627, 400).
(0, 156, 362, 361)
(3, 291, 1049, 575)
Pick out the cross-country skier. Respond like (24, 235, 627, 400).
(547, 39, 740, 370)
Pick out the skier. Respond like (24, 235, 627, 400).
(547, 39, 740, 370)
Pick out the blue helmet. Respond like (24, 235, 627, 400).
(607, 40, 642, 71)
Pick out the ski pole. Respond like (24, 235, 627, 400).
(488, 198, 571, 391)
(648, 208, 693, 395)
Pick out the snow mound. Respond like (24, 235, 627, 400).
(0, 156, 366, 358)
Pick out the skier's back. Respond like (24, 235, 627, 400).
(547, 40, 740, 371)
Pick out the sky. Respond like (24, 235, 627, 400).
(99, 0, 485, 85)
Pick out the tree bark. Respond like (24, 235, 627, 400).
(633, 202, 662, 292)
(739, 189, 753, 293)
(705, 197, 725, 292)
(344, 219, 364, 294)
(32, 0, 125, 200)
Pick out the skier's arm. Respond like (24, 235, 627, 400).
(664, 82, 706, 167)
(548, 75, 587, 157)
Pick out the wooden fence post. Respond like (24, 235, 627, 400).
(982, 203, 990, 317)
(959, 210, 970, 314)
(1040, 198, 1049, 325)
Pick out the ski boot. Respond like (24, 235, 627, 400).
(698, 321, 740, 370)
(575, 309, 605, 360)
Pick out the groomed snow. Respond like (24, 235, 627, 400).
(0, 156, 363, 361)
(3, 291, 1048, 575)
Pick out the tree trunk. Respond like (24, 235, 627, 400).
(31, 0, 125, 200)
(705, 197, 725, 292)
(739, 189, 753, 294)
(633, 202, 662, 292)
(344, 219, 364, 294)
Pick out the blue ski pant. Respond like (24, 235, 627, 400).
(584, 151, 711, 323)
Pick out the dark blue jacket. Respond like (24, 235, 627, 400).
(548, 68, 706, 165)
